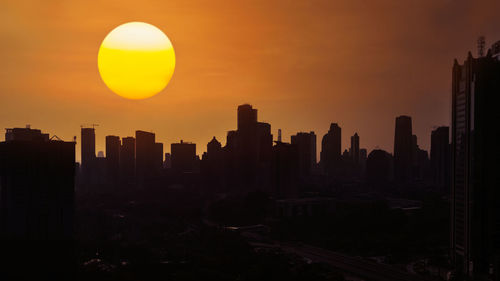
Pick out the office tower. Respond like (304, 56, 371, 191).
(320, 123, 341, 175)
(237, 104, 257, 131)
(105, 135, 120, 184)
(135, 130, 155, 184)
(366, 149, 393, 184)
(0, 127, 75, 279)
(451, 42, 500, 279)
(291, 131, 317, 179)
(394, 116, 413, 182)
(171, 140, 196, 173)
(81, 127, 96, 183)
(154, 142, 163, 170)
(272, 142, 299, 199)
(204, 137, 223, 190)
(207, 136, 222, 159)
(350, 133, 360, 165)
(431, 126, 450, 189)
(227, 104, 273, 194)
(120, 136, 135, 183)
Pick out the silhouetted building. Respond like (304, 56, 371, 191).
(451, 44, 500, 280)
(171, 140, 197, 173)
(321, 123, 341, 176)
(81, 127, 96, 185)
(203, 137, 224, 191)
(135, 130, 156, 185)
(291, 132, 316, 179)
(0, 127, 75, 279)
(394, 116, 413, 182)
(229, 104, 273, 194)
(366, 149, 393, 184)
(120, 136, 135, 184)
(272, 141, 299, 199)
(105, 135, 120, 184)
(350, 133, 360, 165)
(207, 136, 222, 158)
(154, 142, 163, 171)
(431, 126, 450, 189)
(237, 104, 258, 131)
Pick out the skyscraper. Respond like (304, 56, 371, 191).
(321, 123, 341, 175)
(350, 133, 360, 165)
(272, 142, 299, 199)
(237, 104, 258, 131)
(430, 126, 450, 189)
(291, 131, 316, 179)
(120, 136, 135, 183)
(135, 130, 156, 185)
(0, 127, 75, 279)
(451, 43, 500, 279)
(105, 135, 120, 184)
(81, 127, 96, 184)
(171, 140, 196, 173)
(154, 142, 164, 171)
(393, 116, 413, 182)
(366, 149, 393, 184)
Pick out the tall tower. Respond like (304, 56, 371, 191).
(105, 135, 120, 184)
(321, 123, 341, 175)
(237, 104, 257, 131)
(81, 127, 96, 169)
(291, 131, 317, 178)
(393, 116, 413, 182)
(350, 133, 360, 165)
(451, 42, 500, 280)
(135, 130, 155, 185)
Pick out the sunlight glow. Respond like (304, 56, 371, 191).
(98, 22, 175, 99)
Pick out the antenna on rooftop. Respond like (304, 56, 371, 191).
(478, 36, 486, 57)
(278, 129, 282, 142)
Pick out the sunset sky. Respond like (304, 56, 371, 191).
(1, 0, 500, 160)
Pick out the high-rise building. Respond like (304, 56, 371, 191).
(430, 126, 450, 189)
(394, 116, 413, 182)
(237, 104, 258, 131)
(120, 136, 135, 183)
(171, 140, 196, 173)
(272, 142, 299, 199)
(81, 127, 96, 184)
(366, 149, 393, 184)
(451, 43, 500, 279)
(350, 133, 360, 165)
(207, 136, 222, 159)
(291, 131, 316, 179)
(105, 135, 120, 184)
(135, 130, 155, 184)
(0, 127, 75, 278)
(321, 123, 341, 175)
(154, 142, 163, 171)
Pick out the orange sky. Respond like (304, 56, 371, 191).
(1, 0, 500, 161)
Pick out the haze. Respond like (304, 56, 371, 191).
(1, 0, 500, 160)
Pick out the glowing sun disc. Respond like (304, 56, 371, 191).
(98, 22, 175, 99)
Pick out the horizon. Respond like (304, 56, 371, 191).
(2, 0, 500, 159)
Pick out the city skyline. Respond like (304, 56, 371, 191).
(3, 0, 500, 158)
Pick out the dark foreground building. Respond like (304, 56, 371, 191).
(451, 42, 500, 280)
(0, 127, 76, 279)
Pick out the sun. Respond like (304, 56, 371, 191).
(98, 22, 175, 99)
